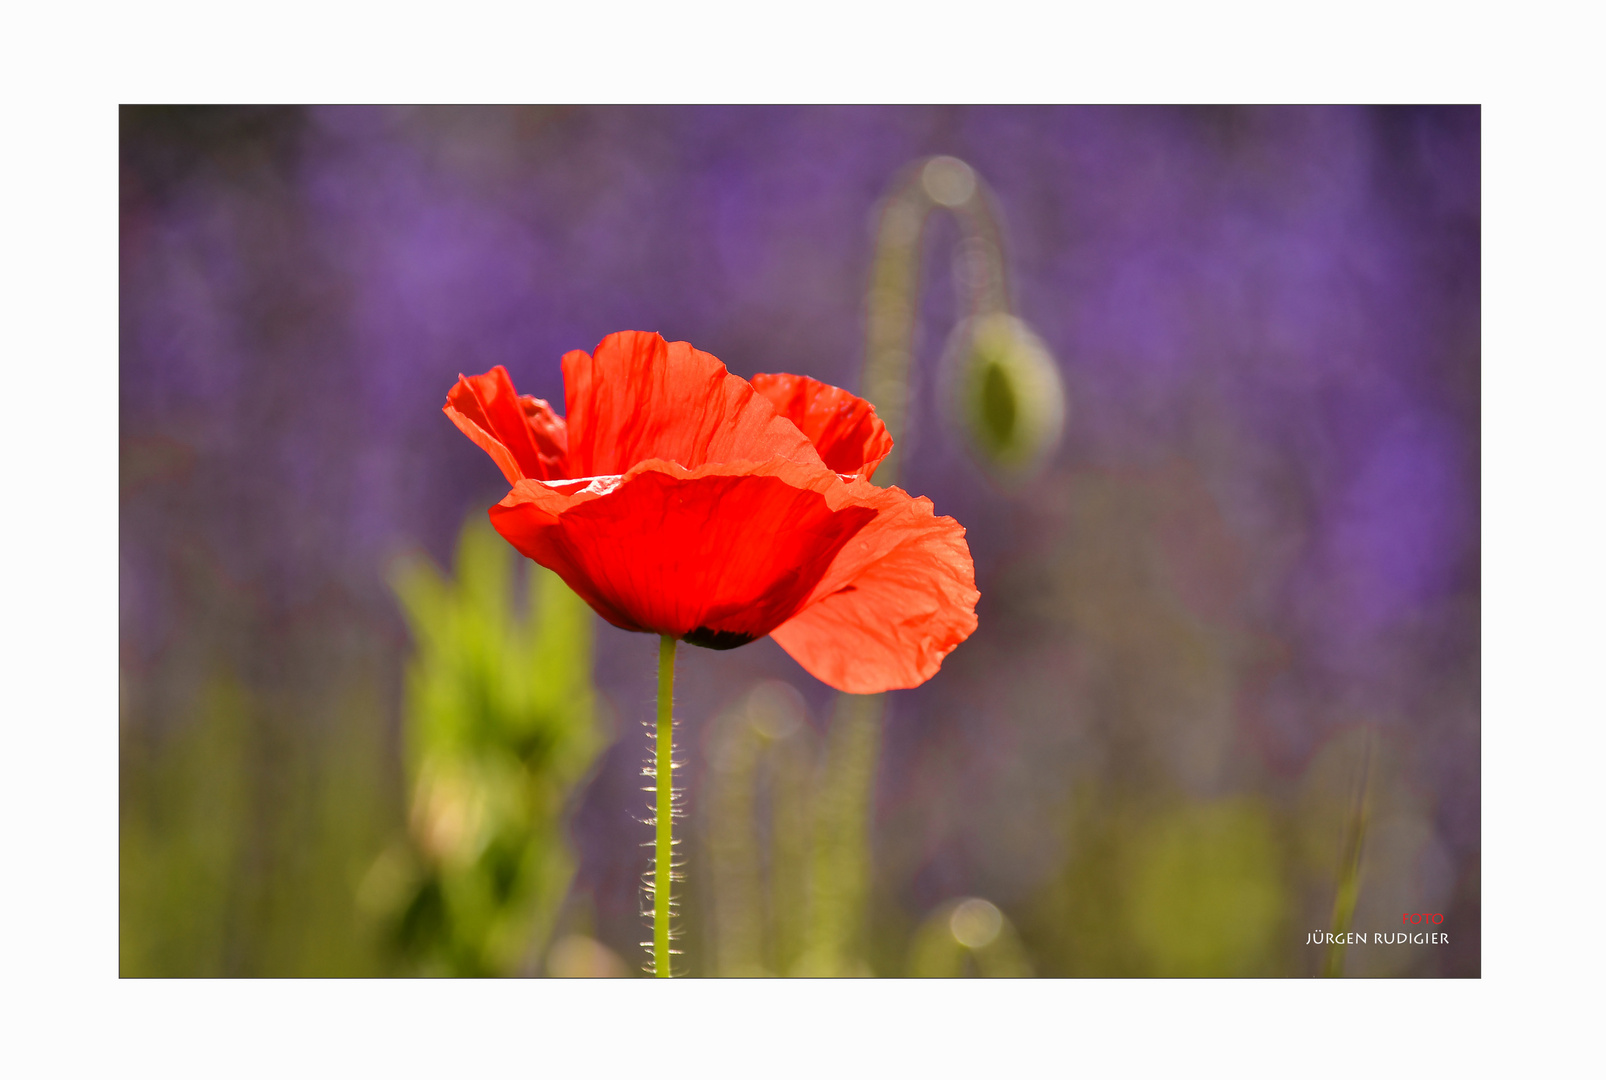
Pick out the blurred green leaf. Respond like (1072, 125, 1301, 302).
(376, 515, 606, 976)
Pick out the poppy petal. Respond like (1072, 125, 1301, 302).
(561, 332, 824, 476)
(487, 458, 878, 643)
(770, 484, 978, 694)
(750, 372, 894, 481)
(445, 366, 568, 482)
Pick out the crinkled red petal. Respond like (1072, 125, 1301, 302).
(750, 372, 894, 481)
(771, 481, 979, 694)
(444, 366, 568, 482)
(487, 458, 877, 643)
(561, 332, 824, 476)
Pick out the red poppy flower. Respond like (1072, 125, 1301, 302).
(444, 331, 977, 694)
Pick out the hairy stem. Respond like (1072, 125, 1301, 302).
(654, 635, 677, 977)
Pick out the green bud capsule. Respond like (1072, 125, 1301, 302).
(942, 313, 1066, 484)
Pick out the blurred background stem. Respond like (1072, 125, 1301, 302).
(1323, 728, 1375, 977)
(792, 156, 1014, 974)
(796, 693, 884, 975)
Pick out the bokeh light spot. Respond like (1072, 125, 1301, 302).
(922, 155, 977, 207)
(949, 897, 1003, 949)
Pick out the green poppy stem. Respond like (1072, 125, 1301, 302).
(653, 634, 678, 976)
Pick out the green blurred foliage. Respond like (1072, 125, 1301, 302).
(120, 678, 252, 976)
(120, 558, 398, 976)
(1123, 798, 1288, 976)
(695, 678, 1363, 978)
(371, 517, 605, 976)
(1019, 791, 1292, 976)
(121, 514, 609, 978)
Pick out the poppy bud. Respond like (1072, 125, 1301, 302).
(942, 313, 1067, 484)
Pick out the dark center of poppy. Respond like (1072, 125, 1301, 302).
(683, 626, 758, 651)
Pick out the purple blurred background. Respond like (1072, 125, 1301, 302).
(120, 106, 1478, 976)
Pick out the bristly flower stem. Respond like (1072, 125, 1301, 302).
(653, 635, 677, 977)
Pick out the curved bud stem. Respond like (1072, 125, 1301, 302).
(863, 154, 1012, 486)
